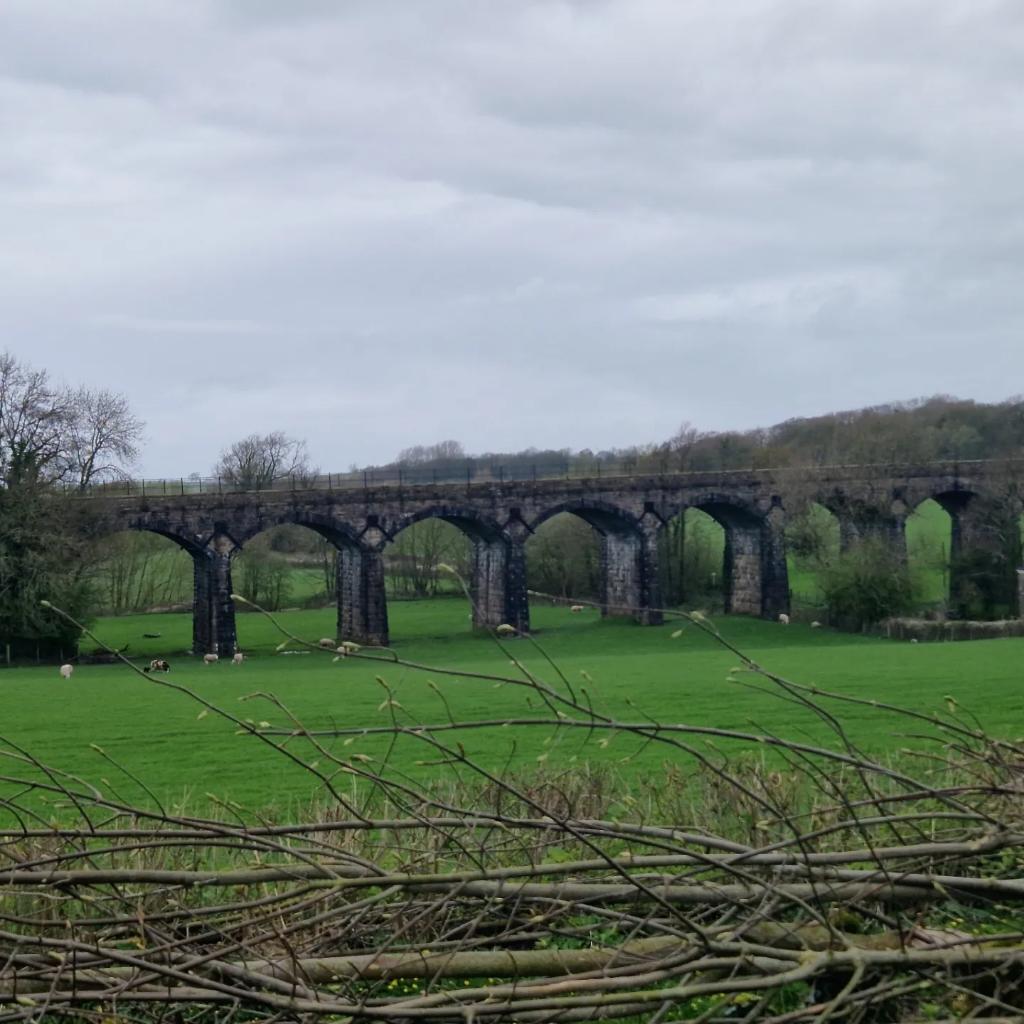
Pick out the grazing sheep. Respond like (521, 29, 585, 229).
(810, 621, 821, 629)
(317, 638, 336, 649)
(203, 653, 219, 665)
(778, 613, 790, 625)
(569, 604, 586, 613)
(59, 664, 74, 679)
(910, 638, 919, 644)
(231, 652, 245, 665)
(144, 659, 170, 673)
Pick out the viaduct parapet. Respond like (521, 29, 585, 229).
(85, 460, 1024, 653)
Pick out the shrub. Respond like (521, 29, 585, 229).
(819, 537, 914, 629)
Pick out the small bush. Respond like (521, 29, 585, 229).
(820, 538, 914, 629)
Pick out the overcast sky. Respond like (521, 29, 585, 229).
(2, 1, 1022, 476)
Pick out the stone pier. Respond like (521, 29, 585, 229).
(336, 544, 389, 647)
(191, 532, 237, 656)
(470, 537, 530, 634)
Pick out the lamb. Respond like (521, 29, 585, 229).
(203, 653, 219, 665)
(59, 664, 74, 679)
(778, 613, 790, 625)
(144, 659, 170, 673)
(232, 652, 245, 665)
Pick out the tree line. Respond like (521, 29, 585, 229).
(365, 395, 1024, 478)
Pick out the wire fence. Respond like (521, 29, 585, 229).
(64, 456, 1024, 499)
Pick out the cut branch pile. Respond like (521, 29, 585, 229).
(3, 599, 1024, 1021)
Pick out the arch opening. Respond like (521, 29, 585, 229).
(386, 517, 472, 601)
(375, 509, 504, 643)
(233, 523, 339, 614)
(527, 511, 603, 604)
(228, 522, 345, 653)
(785, 502, 840, 614)
(920, 490, 1023, 619)
(672, 499, 769, 617)
(906, 498, 951, 615)
(526, 502, 652, 624)
(659, 508, 725, 612)
(87, 529, 195, 618)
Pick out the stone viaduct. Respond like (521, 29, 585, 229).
(85, 460, 1024, 654)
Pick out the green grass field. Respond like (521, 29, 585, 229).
(3, 597, 1023, 815)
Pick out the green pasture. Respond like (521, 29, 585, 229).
(2, 597, 1023, 815)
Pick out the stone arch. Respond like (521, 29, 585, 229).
(921, 487, 1022, 619)
(233, 512, 364, 551)
(685, 493, 764, 531)
(527, 499, 642, 538)
(385, 505, 507, 544)
(88, 526, 197, 616)
(96, 516, 241, 656)
(815, 491, 907, 556)
(694, 498, 765, 617)
(662, 494, 785, 619)
(354, 506, 524, 643)
(125, 525, 205, 557)
(527, 500, 661, 625)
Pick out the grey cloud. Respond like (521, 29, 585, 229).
(1, 0, 1022, 474)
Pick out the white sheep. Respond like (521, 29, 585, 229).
(318, 638, 336, 649)
(569, 604, 586, 613)
(778, 613, 790, 625)
(59, 663, 74, 679)
(203, 653, 219, 665)
(231, 652, 245, 665)
(810, 621, 821, 629)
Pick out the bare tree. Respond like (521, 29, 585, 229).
(214, 431, 314, 490)
(0, 351, 70, 486)
(62, 386, 144, 489)
(0, 353, 144, 490)
(396, 439, 465, 464)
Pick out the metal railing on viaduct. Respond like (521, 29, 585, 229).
(79, 458, 1024, 654)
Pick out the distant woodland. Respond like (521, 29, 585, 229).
(376, 395, 1024, 477)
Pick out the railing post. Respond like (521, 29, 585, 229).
(180, 477, 185, 495)
(218, 476, 222, 494)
